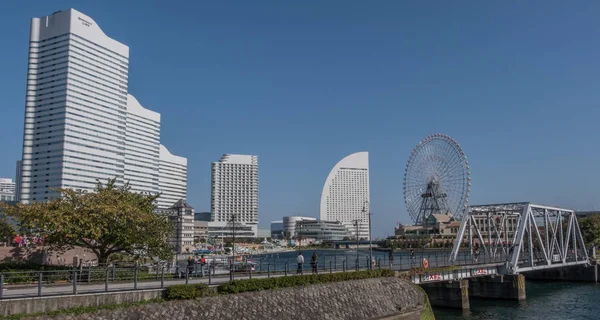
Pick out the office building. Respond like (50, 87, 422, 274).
(194, 212, 212, 222)
(270, 220, 283, 239)
(296, 219, 352, 242)
(210, 154, 258, 236)
(17, 9, 186, 206)
(283, 216, 317, 237)
(320, 152, 370, 239)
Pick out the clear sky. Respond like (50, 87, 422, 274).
(1, 1, 599, 238)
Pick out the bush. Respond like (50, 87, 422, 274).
(217, 269, 395, 294)
(166, 283, 212, 300)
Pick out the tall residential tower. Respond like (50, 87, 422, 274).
(18, 9, 186, 207)
(320, 152, 370, 239)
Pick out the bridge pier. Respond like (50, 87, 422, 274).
(525, 263, 598, 283)
(419, 279, 470, 310)
(469, 274, 526, 301)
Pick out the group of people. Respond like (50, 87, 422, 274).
(296, 251, 319, 274)
(12, 234, 44, 248)
(186, 255, 208, 277)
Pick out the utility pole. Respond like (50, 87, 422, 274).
(363, 201, 372, 270)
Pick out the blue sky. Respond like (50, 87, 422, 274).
(1, 1, 599, 238)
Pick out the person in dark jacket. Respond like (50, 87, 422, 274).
(310, 252, 318, 274)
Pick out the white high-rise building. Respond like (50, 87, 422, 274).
(158, 145, 187, 210)
(210, 154, 259, 236)
(18, 9, 186, 206)
(320, 152, 370, 240)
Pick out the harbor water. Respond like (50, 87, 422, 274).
(433, 281, 600, 320)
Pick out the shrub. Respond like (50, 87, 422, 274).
(166, 283, 212, 300)
(217, 269, 395, 294)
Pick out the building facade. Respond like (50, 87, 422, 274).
(167, 199, 195, 254)
(283, 216, 316, 238)
(17, 9, 186, 207)
(210, 154, 258, 236)
(0, 179, 16, 194)
(296, 220, 352, 242)
(158, 145, 187, 209)
(320, 152, 370, 240)
(270, 220, 283, 239)
(193, 221, 209, 244)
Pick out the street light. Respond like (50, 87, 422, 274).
(362, 201, 372, 269)
(354, 219, 360, 270)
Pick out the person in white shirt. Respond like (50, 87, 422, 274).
(297, 252, 304, 274)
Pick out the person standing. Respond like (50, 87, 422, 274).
(187, 256, 195, 278)
(310, 252, 318, 274)
(297, 252, 304, 274)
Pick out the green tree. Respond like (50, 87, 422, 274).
(0, 217, 16, 243)
(0, 179, 174, 263)
(579, 216, 600, 247)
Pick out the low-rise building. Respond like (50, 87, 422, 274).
(296, 219, 352, 243)
(161, 199, 195, 254)
(193, 221, 209, 243)
(283, 216, 316, 238)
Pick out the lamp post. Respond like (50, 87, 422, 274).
(354, 219, 360, 270)
(362, 201, 372, 269)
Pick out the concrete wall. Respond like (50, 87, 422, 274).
(469, 274, 526, 301)
(10, 278, 427, 320)
(525, 264, 598, 283)
(420, 279, 469, 310)
(0, 289, 164, 316)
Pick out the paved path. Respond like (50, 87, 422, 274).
(1, 271, 319, 299)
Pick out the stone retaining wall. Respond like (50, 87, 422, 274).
(29, 278, 425, 320)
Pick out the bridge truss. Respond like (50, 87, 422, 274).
(450, 202, 589, 274)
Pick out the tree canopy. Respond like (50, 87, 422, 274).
(0, 179, 174, 263)
(579, 215, 600, 247)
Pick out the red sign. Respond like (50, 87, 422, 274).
(471, 269, 488, 276)
(422, 273, 442, 282)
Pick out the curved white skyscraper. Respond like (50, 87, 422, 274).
(18, 9, 186, 207)
(320, 152, 370, 239)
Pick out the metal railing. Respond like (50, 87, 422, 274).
(0, 251, 516, 300)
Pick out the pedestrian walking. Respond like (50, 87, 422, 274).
(388, 250, 394, 268)
(310, 252, 318, 274)
(297, 252, 304, 274)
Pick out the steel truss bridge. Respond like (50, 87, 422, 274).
(450, 202, 589, 274)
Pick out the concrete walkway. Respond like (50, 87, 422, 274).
(1, 271, 318, 299)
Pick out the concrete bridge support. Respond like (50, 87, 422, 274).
(419, 279, 470, 310)
(469, 274, 526, 301)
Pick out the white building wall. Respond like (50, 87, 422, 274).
(0, 179, 16, 193)
(158, 145, 187, 209)
(124, 94, 160, 194)
(319, 152, 370, 239)
(211, 154, 259, 229)
(282, 216, 317, 237)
